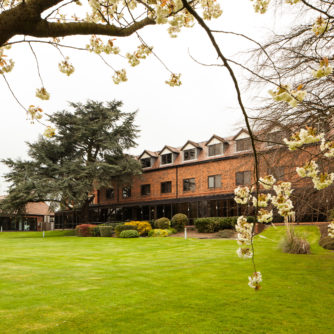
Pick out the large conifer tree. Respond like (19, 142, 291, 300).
(1, 100, 141, 222)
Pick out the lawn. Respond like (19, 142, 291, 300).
(0, 226, 333, 334)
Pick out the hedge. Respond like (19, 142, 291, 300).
(194, 216, 256, 233)
(75, 224, 97, 237)
(98, 226, 114, 237)
(119, 230, 139, 238)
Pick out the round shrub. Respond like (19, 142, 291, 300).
(125, 221, 152, 236)
(171, 213, 188, 232)
(319, 236, 334, 250)
(119, 230, 139, 238)
(148, 229, 169, 237)
(98, 226, 114, 237)
(155, 217, 171, 229)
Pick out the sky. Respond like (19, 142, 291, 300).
(0, 1, 296, 194)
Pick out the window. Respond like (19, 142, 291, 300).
(208, 175, 222, 189)
(208, 143, 223, 156)
(122, 186, 131, 198)
(106, 188, 114, 199)
(236, 138, 251, 152)
(266, 131, 284, 147)
(183, 148, 196, 161)
(236, 171, 251, 186)
(183, 178, 196, 191)
(141, 157, 151, 168)
(161, 181, 172, 193)
(161, 153, 172, 165)
(267, 167, 285, 180)
(141, 184, 151, 196)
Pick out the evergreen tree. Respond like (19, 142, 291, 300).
(1, 100, 141, 222)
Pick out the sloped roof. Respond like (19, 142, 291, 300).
(158, 145, 180, 155)
(205, 134, 225, 146)
(180, 140, 202, 151)
(138, 150, 159, 159)
(25, 202, 54, 216)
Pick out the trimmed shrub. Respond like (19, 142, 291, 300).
(119, 230, 139, 238)
(148, 229, 169, 237)
(319, 236, 334, 250)
(75, 224, 97, 237)
(100, 222, 123, 230)
(115, 224, 137, 237)
(194, 218, 217, 233)
(125, 221, 152, 236)
(98, 226, 114, 237)
(90, 226, 100, 237)
(279, 228, 310, 254)
(217, 229, 236, 238)
(171, 213, 188, 232)
(155, 217, 171, 229)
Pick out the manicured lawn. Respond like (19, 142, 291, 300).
(0, 226, 333, 334)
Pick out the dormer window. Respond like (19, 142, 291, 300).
(184, 148, 196, 161)
(141, 157, 151, 168)
(208, 143, 223, 156)
(161, 153, 172, 165)
(266, 131, 284, 147)
(236, 138, 251, 152)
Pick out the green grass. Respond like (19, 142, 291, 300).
(0, 226, 333, 334)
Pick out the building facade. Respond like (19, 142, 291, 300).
(56, 127, 332, 228)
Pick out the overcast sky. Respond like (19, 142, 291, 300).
(0, 1, 296, 194)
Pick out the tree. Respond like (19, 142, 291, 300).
(0, 100, 141, 222)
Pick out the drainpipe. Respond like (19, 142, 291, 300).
(176, 166, 179, 199)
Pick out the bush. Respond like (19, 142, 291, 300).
(124, 221, 152, 236)
(155, 217, 171, 229)
(319, 236, 334, 250)
(75, 224, 97, 237)
(194, 218, 217, 233)
(171, 213, 188, 231)
(167, 228, 177, 235)
(217, 229, 236, 238)
(90, 226, 100, 237)
(98, 226, 114, 237)
(115, 224, 137, 237)
(100, 222, 123, 230)
(148, 229, 169, 237)
(119, 230, 139, 238)
(279, 228, 310, 254)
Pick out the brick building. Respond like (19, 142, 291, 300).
(0, 198, 54, 231)
(56, 127, 332, 227)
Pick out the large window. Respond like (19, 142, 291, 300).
(141, 184, 151, 196)
(266, 131, 284, 147)
(236, 171, 251, 186)
(161, 153, 172, 165)
(208, 143, 223, 156)
(267, 167, 285, 180)
(122, 186, 131, 198)
(161, 181, 172, 193)
(208, 175, 222, 189)
(141, 157, 151, 168)
(105, 188, 114, 199)
(183, 148, 196, 161)
(183, 178, 196, 191)
(236, 138, 251, 152)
